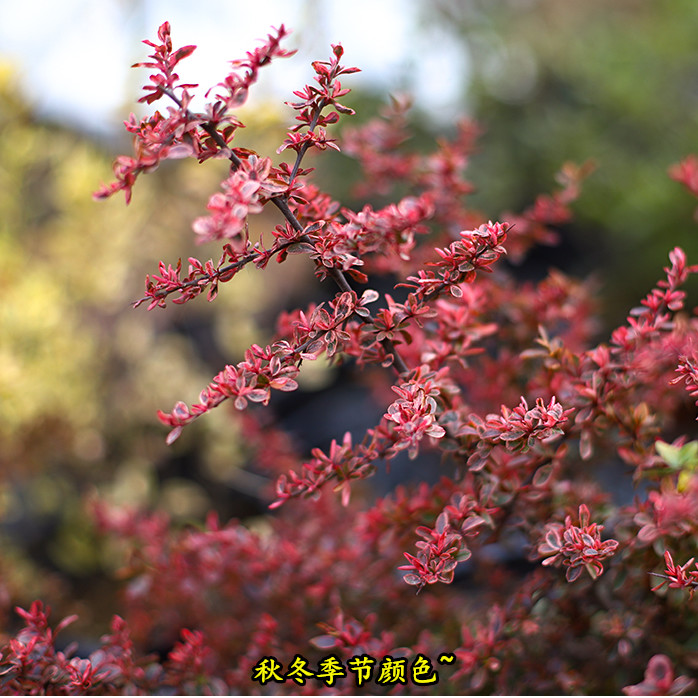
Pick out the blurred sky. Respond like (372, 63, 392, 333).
(0, 0, 469, 137)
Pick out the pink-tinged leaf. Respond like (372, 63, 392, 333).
(273, 378, 299, 392)
(287, 242, 315, 255)
(310, 634, 338, 650)
(337, 481, 351, 507)
(565, 566, 583, 582)
(247, 389, 270, 402)
(55, 614, 79, 635)
(532, 463, 555, 487)
(172, 45, 197, 63)
(545, 528, 562, 550)
(157, 21, 171, 42)
(440, 569, 455, 584)
(636, 524, 657, 544)
(300, 341, 324, 360)
(402, 574, 423, 586)
(427, 424, 446, 438)
(435, 512, 449, 534)
(381, 354, 395, 368)
(415, 525, 432, 539)
(442, 560, 458, 574)
(578, 504, 591, 527)
(645, 654, 674, 690)
(400, 552, 420, 566)
(581, 533, 596, 547)
(360, 289, 379, 304)
(585, 562, 600, 580)
(499, 430, 526, 442)
(166, 426, 183, 445)
(172, 401, 190, 420)
(461, 516, 485, 534)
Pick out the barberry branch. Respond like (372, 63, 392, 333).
(9, 16, 698, 696)
(154, 81, 410, 376)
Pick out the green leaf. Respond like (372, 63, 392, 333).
(655, 439, 698, 470)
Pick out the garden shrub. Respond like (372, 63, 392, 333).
(2, 22, 698, 695)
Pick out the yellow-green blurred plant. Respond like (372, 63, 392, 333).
(0, 63, 291, 604)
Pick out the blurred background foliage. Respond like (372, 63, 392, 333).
(421, 0, 698, 321)
(2, 0, 698, 641)
(0, 63, 307, 628)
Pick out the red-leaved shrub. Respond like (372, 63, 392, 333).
(2, 21, 698, 695)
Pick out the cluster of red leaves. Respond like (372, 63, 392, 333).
(93, 23, 294, 205)
(399, 512, 469, 590)
(4, 21, 698, 696)
(84, 497, 439, 693)
(635, 475, 698, 545)
(623, 654, 695, 696)
(192, 154, 287, 244)
(538, 503, 619, 582)
(278, 42, 358, 156)
(670, 155, 698, 199)
(0, 602, 149, 695)
(651, 550, 698, 599)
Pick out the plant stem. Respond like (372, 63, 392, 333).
(160, 87, 411, 377)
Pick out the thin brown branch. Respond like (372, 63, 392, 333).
(159, 86, 411, 377)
